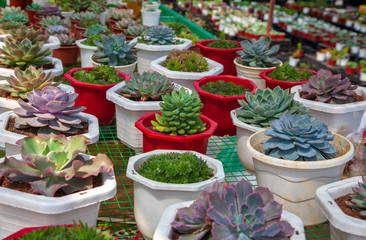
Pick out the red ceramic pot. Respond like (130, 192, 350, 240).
(52, 44, 79, 67)
(194, 75, 257, 136)
(135, 112, 217, 154)
(196, 39, 242, 76)
(33, 14, 42, 25)
(345, 67, 355, 75)
(64, 67, 131, 125)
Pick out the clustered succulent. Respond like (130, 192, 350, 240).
(37, 4, 61, 17)
(262, 114, 337, 161)
(166, 22, 189, 35)
(70, 11, 97, 21)
(164, 49, 209, 73)
(268, 62, 314, 82)
(171, 178, 295, 239)
(152, 87, 206, 135)
(88, 0, 108, 14)
(115, 18, 136, 30)
(207, 40, 240, 49)
(39, 16, 65, 27)
(142, 25, 177, 45)
(83, 34, 103, 47)
(0, 66, 57, 100)
(235, 87, 308, 128)
(7, 26, 50, 44)
(46, 25, 69, 35)
(348, 176, 366, 217)
(0, 134, 113, 197)
(124, 24, 148, 37)
(237, 36, 281, 68)
(300, 69, 359, 104)
(0, 6, 24, 16)
(201, 80, 250, 96)
(55, 33, 76, 46)
(13, 86, 86, 136)
(111, 8, 134, 20)
(73, 65, 124, 85)
(84, 24, 110, 36)
(0, 12, 29, 30)
(78, 18, 101, 28)
(120, 71, 174, 101)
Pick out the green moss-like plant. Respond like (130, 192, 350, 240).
(83, 35, 103, 46)
(206, 40, 239, 49)
(73, 65, 124, 84)
(164, 49, 208, 72)
(137, 152, 213, 184)
(201, 80, 250, 96)
(268, 62, 314, 82)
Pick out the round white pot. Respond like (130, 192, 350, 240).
(75, 39, 97, 68)
(150, 56, 223, 91)
(230, 110, 263, 173)
(336, 42, 345, 51)
(98, 11, 108, 25)
(143, 1, 160, 10)
(316, 176, 366, 240)
(130, 38, 192, 74)
(90, 56, 137, 77)
(0, 154, 116, 239)
(234, 58, 282, 89)
(141, 9, 161, 27)
(0, 36, 60, 54)
(126, 149, 225, 239)
(0, 57, 63, 81)
(289, 56, 300, 67)
(351, 45, 360, 55)
(61, 11, 74, 26)
(360, 72, 366, 82)
(291, 85, 366, 133)
(316, 52, 326, 61)
(247, 131, 354, 226)
(0, 111, 99, 156)
(106, 82, 189, 151)
(154, 201, 306, 240)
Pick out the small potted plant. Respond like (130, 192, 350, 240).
(111, 18, 136, 34)
(135, 87, 217, 154)
(50, 29, 78, 67)
(123, 23, 148, 41)
(151, 49, 223, 91)
(234, 36, 282, 89)
(25, 3, 41, 24)
(36, 15, 66, 32)
(108, 8, 134, 32)
(247, 114, 354, 226)
(126, 149, 225, 239)
(288, 43, 303, 67)
(193, 75, 257, 136)
(74, 18, 101, 40)
(80, 23, 110, 39)
(141, 2, 161, 27)
(0, 11, 30, 33)
(34, 4, 62, 24)
(345, 61, 358, 75)
(70, 11, 97, 35)
(196, 39, 242, 75)
(0, 135, 116, 238)
(64, 65, 130, 125)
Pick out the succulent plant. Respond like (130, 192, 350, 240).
(46, 25, 69, 35)
(201, 80, 250, 96)
(124, 24, 148, 37)
(0, 39, 52, 68)
(111, 8, 134, 20)
(164, 49, 209, 72)
(166, 22, 189, 35)
(37, 4, 61, 17)
(143, 25, 177, 45)
(93, 34, 138, 66)
(237, 36, 281, 68)
(171, 178, 295, 239)
(207, 40, 240, 49)
(13, 86, 86, 136)
(0, 21, 24, 31)
(39, 16, 65, 27)
(0, 134, 113, 197)
(71, 0, 92, 12)
(268, 62, 314, 82)
(7, 26, 50, 44)
(26, 3, 41, 11)
(55, 33, 76, 46)
(300, 69, 359, 104)
(262, 114, 337, 161)
(88, 0, 108, 14)
(151, 87, 206, 135)
(348, 176, 366, 217)
(0, 12, 29, 25)
(70, 11, 97, 21)
(84, 24, 110, 36)
(235, 87, 308, 128)
(115, 18, 136, 30)
(73, 65, 124, 85)
(78, 18, 101, 28)
(83, 34, 103, 47)
(120, 71, 174, 101)
(0, 66, 57, 100)
(0, 6, 24, 16)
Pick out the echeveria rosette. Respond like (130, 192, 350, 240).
(348, 176, 366, 217)
(0, 135, 114, 197)
(143, 25, 177, 45)
(262, 114, 337, 161)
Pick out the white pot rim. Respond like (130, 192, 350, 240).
(141, 8, 161, 14)
(90, 55, 137, 68)
(234, 57, 282, 71)
(230, 110, 265, 132)
(75, 39, 98, 50)
(131, 37, 192, 51)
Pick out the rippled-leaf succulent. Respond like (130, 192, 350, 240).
(348, 176, 366, 217)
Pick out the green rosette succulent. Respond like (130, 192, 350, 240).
(164, 49, 209, 72)
(348, 176, 366, 217)
(7, 26, 50, 44)
(143, 25, 176, 45)
(124, 24, 147, 37)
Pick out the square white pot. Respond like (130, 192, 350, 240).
(154, 201, 306, 240)
(291, 85, 366, 133)
(316, 176, 366, 240)
(126, 149, 225, 239)
(75, 39, 98, 68)
(150, 56, 223, 91)
(0, 111, 99, 156)
(0, 154, 116, 239)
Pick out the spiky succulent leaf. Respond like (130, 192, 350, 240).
(7, 26, 50, 43)
(348, 176, 366, 217)
(0, 6, 24, 16)
(111, 8, 134, 20)
(115, 19, 136, 30)
(55, 33, 75, 46)
(84, 24, 110, 36)
(143, 25, 177, 45)
(164, 49, 209, 72)
(39, 16, 65, 27)
(0, 12, 28, 24)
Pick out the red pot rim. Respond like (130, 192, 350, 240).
(75, 23, 87, 31)
(193, 75, 257, 101)
(64, 67, 131, 89)
(58, 44, 79, 49)
(259, 68, 317, 87)
(196, 39, 243, 53)
(135, 112, 217, 142)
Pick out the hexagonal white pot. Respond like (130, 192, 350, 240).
(126, 149, 225, 239)
(247, 131, 354, 226)
(154, 201, 306, 240)
(291, 85, 366, 133)
(0, 111, 99, 156)
(0, 154, 117, 239)
(150, 56, 223, 91)
(75, 39, 97, 68)
(316, 176, 366, 240)
(130, 38, 192, 74)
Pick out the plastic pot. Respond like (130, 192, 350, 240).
(64, 67, 131, 125)
(90, 56, 137, 77)
(70, 19, 81, 34)
(196, 39, 242, 75)
(345, 67, 355, 75)
(75, 39, 97, 68)
(10, 0, 26, 9)
(141, 9, 161, 27)
(193, 75, 257, 136)
(52, 44, 79, 67)
(26, 9, 37, 24)
(135, 112, 217, 154)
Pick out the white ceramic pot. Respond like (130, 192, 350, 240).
(0, 154, 116, 239)
(0, 112, 99, 156)
(141, 9, 161, 27)
(336, 42, 345, 51)
(106, 82, 189, 150)
(247, 131, 354, 226)
(98, 11, 108, 25)
(360, 72, 366, 82)
(154, 201, 306, 240)
(234, 58, 282, 89)
(150, 56, 223, 91)
(126, 149, 225, 239)
(90, 56, 137, 77)
(316, 176, 366, 240)
(0, 36, 60, 54)
(230, 110, 263, 173)
(61, 11, 74, 26)
(75, 39, 97, 68)
(316, 52, 326, 61)
(0, 57, 63, 81)
(337, 58, 349, 67)
(289, 56, 300, 67)
(130, 38, 192, 74)
(351, 46, 360, 55)
(291, 85, 366, 133)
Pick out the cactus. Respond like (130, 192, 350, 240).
(143, 25, 176, 45)
(37, 4, 61, 17)
(7, 26, 50, 44)
(38, 16, 65, 27)
(164, 49, 209, 72)
(348, 176, 366, 217)
(124, 24, 148, 37)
